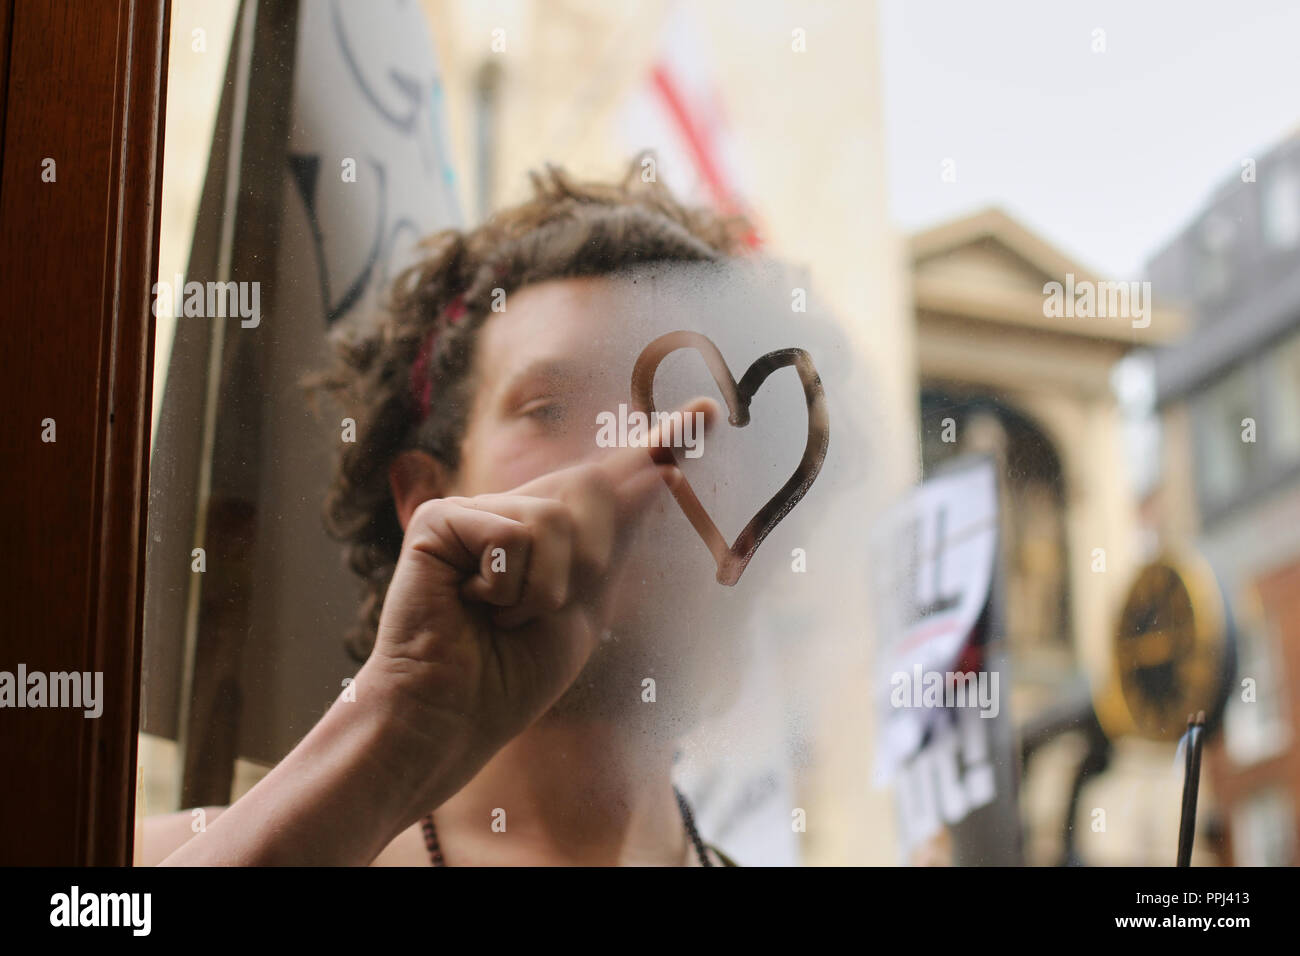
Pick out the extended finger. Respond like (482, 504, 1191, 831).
(597, 395, 720, 505)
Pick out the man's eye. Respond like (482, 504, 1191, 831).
(521, 400, 565, 424)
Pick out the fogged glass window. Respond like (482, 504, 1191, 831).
(132, 0, 1299, 871)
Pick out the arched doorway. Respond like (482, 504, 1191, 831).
(920, 388, 1074, 667)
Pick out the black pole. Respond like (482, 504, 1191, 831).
(1176, 711, 1206, 867)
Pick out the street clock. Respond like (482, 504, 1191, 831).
(1095, 553, 1233, 743)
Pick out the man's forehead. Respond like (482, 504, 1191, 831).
(475, 278, 638, 383)
(474, 263, 780, 393)
(513, 274, 624, 309)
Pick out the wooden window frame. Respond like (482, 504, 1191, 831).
(0, 0, 170, 865)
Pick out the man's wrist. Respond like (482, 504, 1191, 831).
(348, 658, 482, 831)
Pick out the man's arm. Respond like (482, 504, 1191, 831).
(137, 807, 227, 866)
(157, 663, 466, 866)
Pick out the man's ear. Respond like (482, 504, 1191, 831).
(389, 450, 452, 530)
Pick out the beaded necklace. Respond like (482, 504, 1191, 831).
(420, 786, 714, 866)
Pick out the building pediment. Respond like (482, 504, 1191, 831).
(910, 207, 1182, 346)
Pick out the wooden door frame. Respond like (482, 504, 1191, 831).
(0, 0, 169, 865)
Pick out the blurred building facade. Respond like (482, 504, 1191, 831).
(910, 208, 1200, 864)
(1145, 130, 1300, 866)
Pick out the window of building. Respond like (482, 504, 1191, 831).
(1231, 788, 1296, 866)
(1270, 327, 1300, 462)
(1193, 213, 1235, 299)
(1224, 591, 1291, 766)
(1195, 363, 1260, 507)
(1263, 167, 1300, 249)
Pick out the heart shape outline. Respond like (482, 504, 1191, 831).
(630, 331, 830, 586)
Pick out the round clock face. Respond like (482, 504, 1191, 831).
(1115, 560, 1224, 742)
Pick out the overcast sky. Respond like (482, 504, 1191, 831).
(879, 0, 1300, 278)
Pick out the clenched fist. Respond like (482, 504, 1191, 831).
(362, 397, 717, 803)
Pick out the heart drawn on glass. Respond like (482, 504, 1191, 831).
(630, 331, 830, 586)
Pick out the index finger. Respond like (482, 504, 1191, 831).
(502, 395, 720, 527)
(596, 395, 721, 493)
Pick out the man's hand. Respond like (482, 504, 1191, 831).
(364, 397, 717, 802)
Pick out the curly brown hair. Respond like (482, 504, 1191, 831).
(309, 156, 754, 662)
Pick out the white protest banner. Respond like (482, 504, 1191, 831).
(871, 456, 999, 785)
